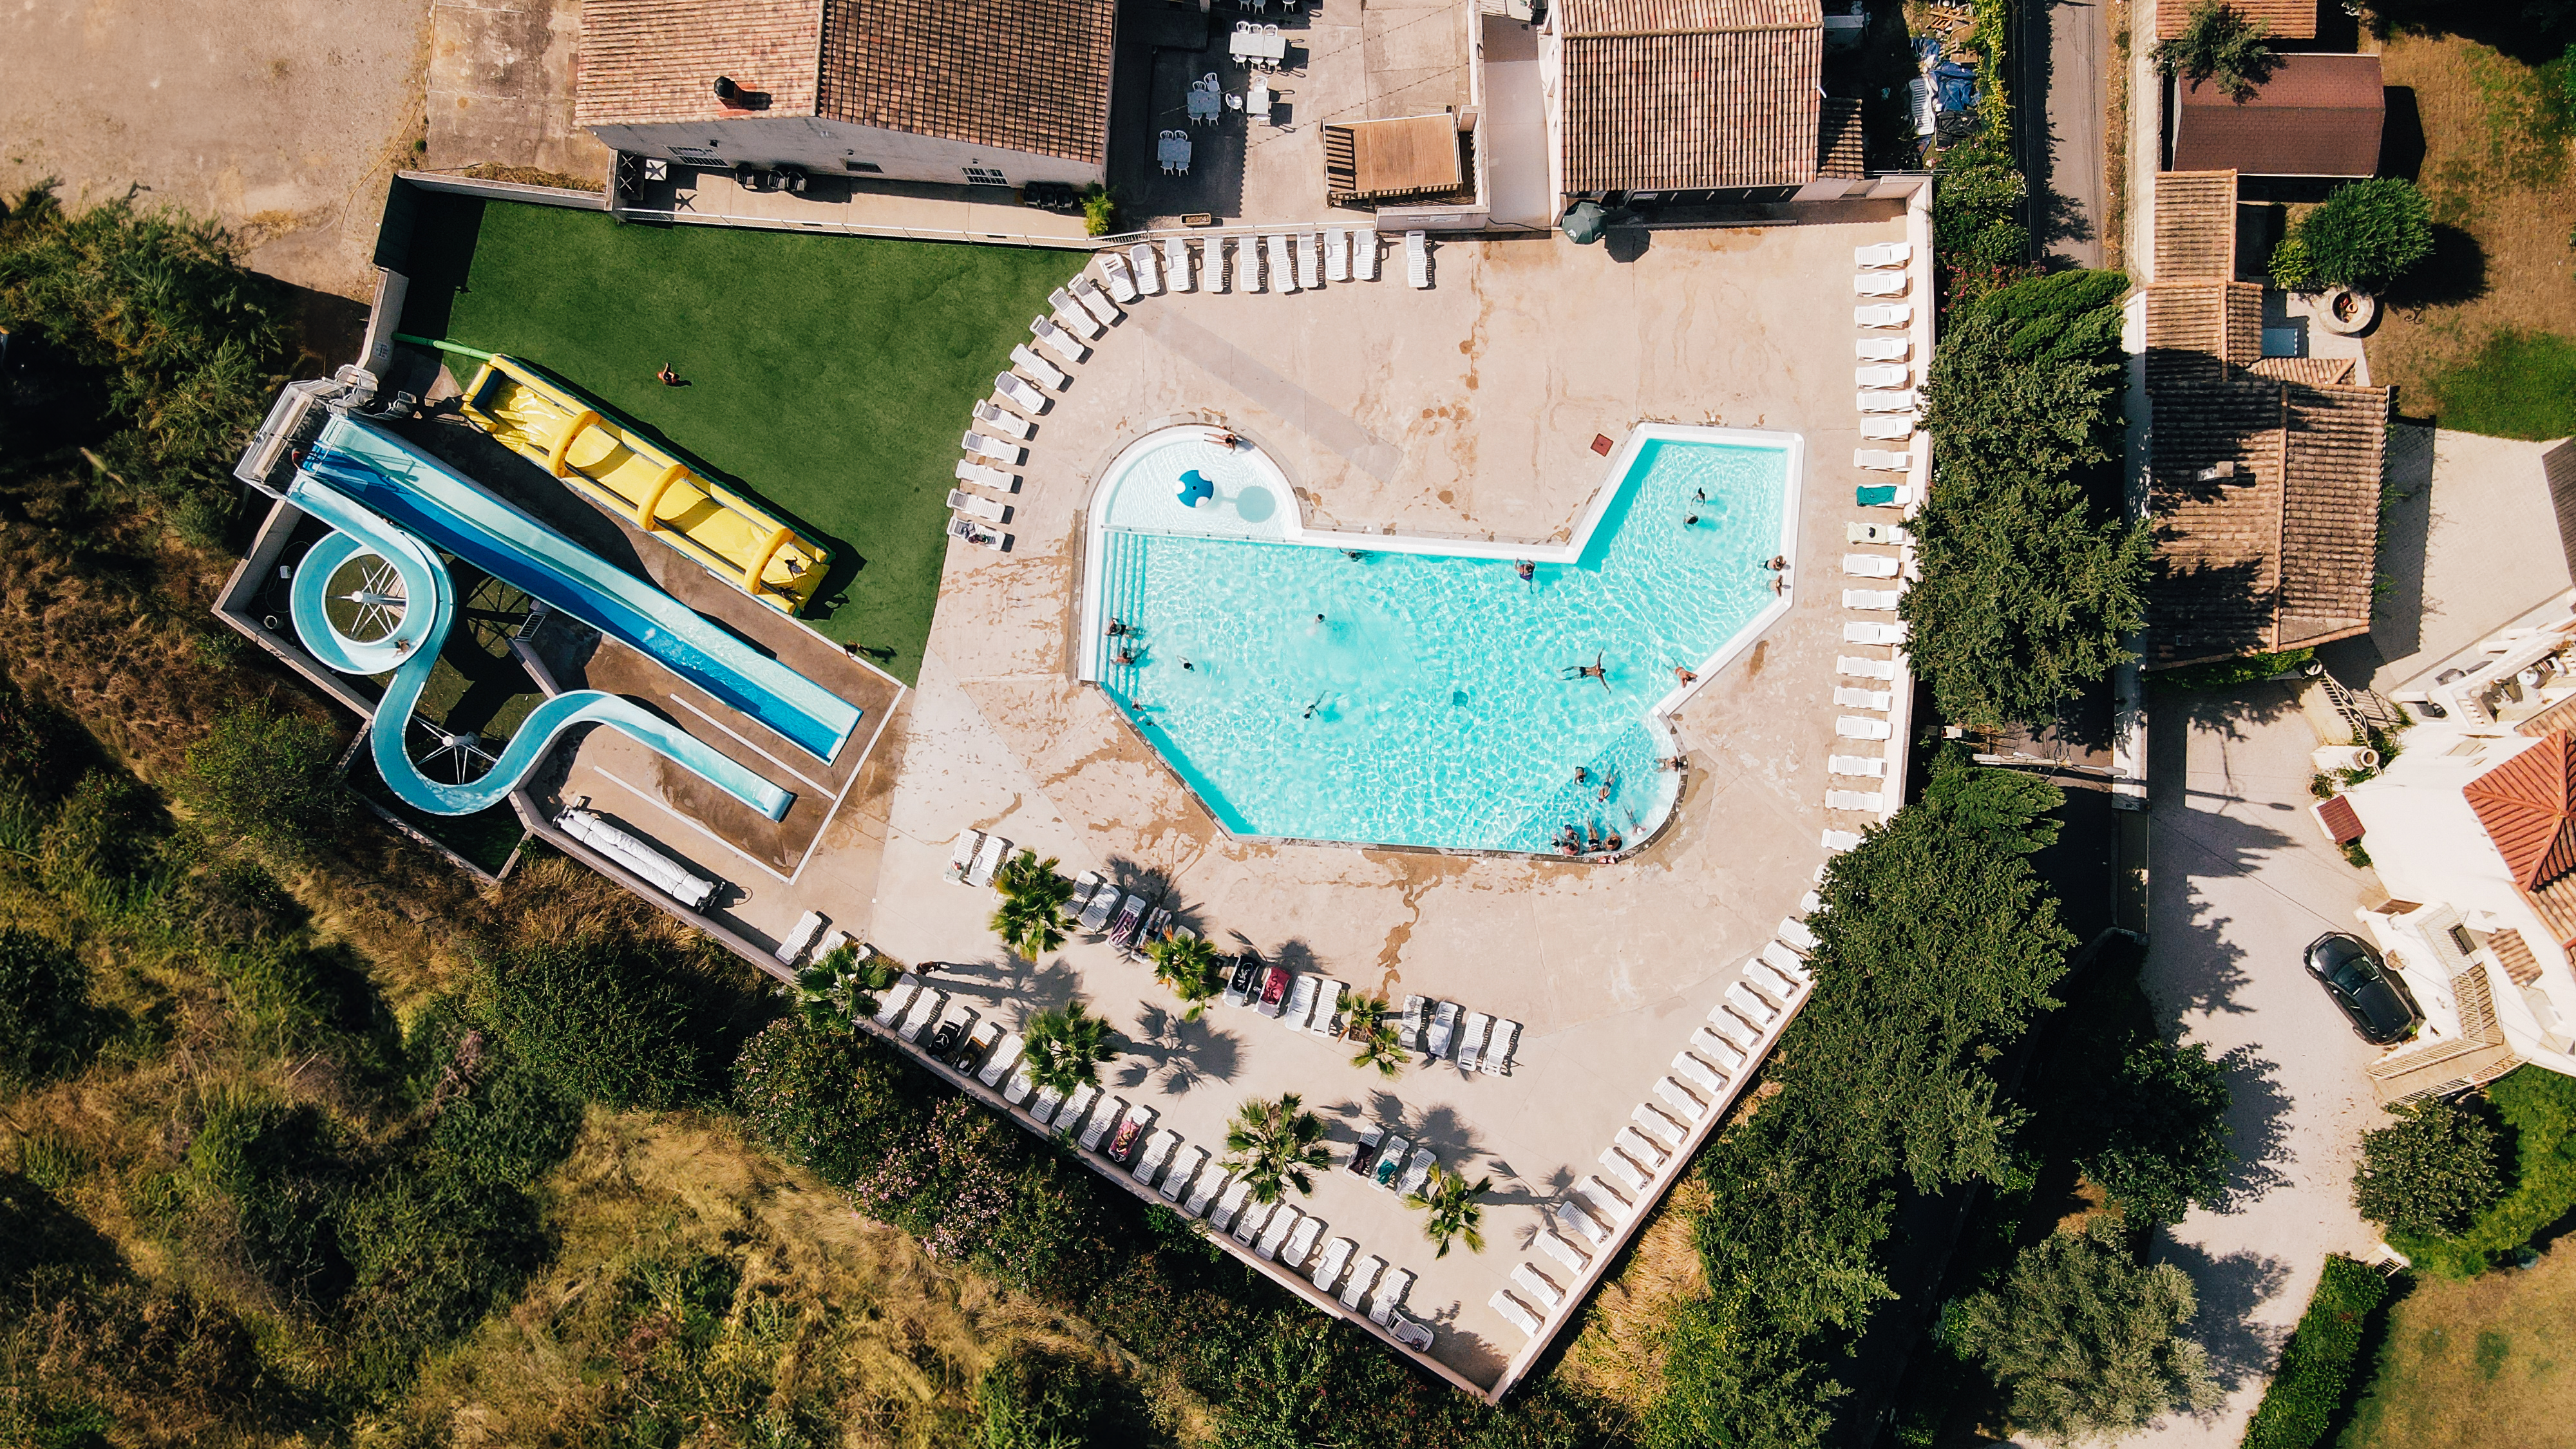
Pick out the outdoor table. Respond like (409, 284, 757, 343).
(1187, 85, 1223, 122)
(1228, 29, 1287, 62)
(1157, 132, 1193, 172)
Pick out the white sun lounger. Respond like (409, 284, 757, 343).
(1857, 390, 1919, 413)
(1280, 974, 1320, 1031)
(1106, 893, 1147, 949)
(1761, 941, 1812, 980)
(1855, 449, 1913, 471)
(1340, 1255, 1383, 1310)
(1855, 241, 1913, 267)
(1303, 978, 1344, 1037)
(1690, 1023, 1748, 1066)
(1480, 1019, 1519, 1075)
(1066, 871, 1103, 916)
(1845, 621, 1908, 645)
(1098, 252, 1140, 301)
(1672, 1052, 1728, 1096)
(1779, 917, 1820, 952)
(1054, 1083, 1098, 1131)
(1184, 1167, 1228, 1217)
(1426, 1000, 1460, 1057)
(948, 489, 1007, 525)
(1844, 553, 1900, 578)
(1075, 882, 1119, 933)
(1843, 589, 1900, 611)
(1029, 1083, 1065, 1124)
(1236, 236, 1263, 293)
(967, 833, 1010, 886)
(1578, 1178, 1633, 1224)
(1728, 983, 1781, 1027)
(1371, 1133, 1410, 1191)
(1490, 1291, 1542, 1336)
(1294, 232, 1321, 289)
(1070, 279, 1122, 327)
(1046, 288, 1103, 337)
(1855, 271, 1908, 296)
(945, 829, 982, 881)
(1837, 715, 1893, 740)
(1861, 417, 1918, 441)
(993, 372, 1050, 415)
(1857, 484, 1923, 509)
(1369, 1267, 1415, 1325)
(1455, 1012, 1492, 1070)
(1850, 520, 1911, 545)
(1324, 227, 1351, 282)
(1750, 960, 1806, 1001)
(1003, 1061, 1037, 1104)
(1127, 242, 1162, 295)
(969, 400, 1030, 441)
(1399, 994, 1428, 1051)
(1539, 1231, 1590, 1274)
(1404, 229, 1432, 289)
(1256, 1205, 1302, 1259)
(1855, 302, 1913, 327)
(1600, 1146, 1652, 1195)
(1631, 1103, 1687, 1149)
(1134, 1128, 1180, 1182)
(1205, 237, 1229, 292)
(1857, 337, 1911, 361)
(1281, 1213, 1324, 1269)
(1162, 1145, 1208, 1200)
(898, 987, 946, 1041)
(1839, 655, 1898, 679)
(1834, 687, 1893, 711)
(1009, 345, 1067, 391)
(1354, 231, 1380, 280)
(1314, 1236, 1356, 1292)
(1704, 1010, 1757, 1052)
(1828, 788, 1886, 812)
(1265, 234, 1297, 293)
(976, 1033, 1021, 1085)
(1028, 316, 1088, 366)
(949, 511, 1006, 552)
(1616, 1128, 1670, 1171)
(1164, 236, 1193, 292)
(1656, 1077, 1707, 1120)
(872, 974, 919, 1027)
(1397, 1146, 1435, 1196)
(1554, 1198, 1611, 1249)
(1209, 1175, 1253, 1232)
(1079, 1095, 1126, 1151)
(1231, 1199, 1273, 1246)
(1856, 364, 1911, 389)
(1514, 1262, 1567, 1310)
(962, 430, 1021, 466)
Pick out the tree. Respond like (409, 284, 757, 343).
(1221, 1093, 1333, 1205)
(1348, 996, 1405, 1077)
(792, 942, 896, 1031)
(989, 851, 1074, 960)
(175, 708, 351, 857)
(2353, 1098, 2504, 1237)
(1143, 931, 1221, 1019)
(0, 927, 86, 1082)
(1955, 1217, 2222, 1445)
(1911, 289, 2152, 730)
(1021, 999, 1115, 1097)
(2269, 178, 2436, 294)
(2078, 1040, 2235, 1225)
(1403, 1164, 1492, 1258)
(2152, 1, 2280, 102)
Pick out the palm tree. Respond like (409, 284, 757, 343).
(989, 851, 1075, 959)
(1404, 1164, 1493, 1258)
(1144, 931, 1222, 1019)
(1220, 1092, 1333, 1206)
(1021, 998, 1116, 1096)
(1349, 995, 1405, 1078)
(792, 942, 890, 1030)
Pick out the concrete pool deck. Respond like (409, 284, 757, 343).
(837, 214, 1926, 1390)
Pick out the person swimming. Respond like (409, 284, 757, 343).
(1106, 618, 1130, 636)
(1113, 649, 1137, 666)
(1515, 560, 1536, 582)
(1674, 666, 1698, 684)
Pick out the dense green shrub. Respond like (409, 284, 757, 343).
(38, 770, 166, 895)
(976, 1348, 1115, 1449)
(0, 926, 88, 1082)
(175, 708, 351, 857)
(2381, 1070, 2576, 1274)
(2078, 1040, 2235, 1225)
(2148, 648, 2315, 696)
(1955, 1217, 2220, 1444)
(2269, 178, 2435, 293)
(2353, 1099, 2503, 1237)
(2238, 1255, 2389, 1449)
(1933, 142, 2031, 303)
(469, 936, 708, 1109)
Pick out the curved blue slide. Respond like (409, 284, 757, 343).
(282, 414, 857, 822)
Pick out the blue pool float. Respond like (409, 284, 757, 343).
(1177, 469, 1215, 507)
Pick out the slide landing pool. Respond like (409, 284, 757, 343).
(285, 413, 860, 822)
(1081, 424, 1801, 853)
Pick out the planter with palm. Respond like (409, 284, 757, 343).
(1347, 995, 1405, 1077)
(793, 942, 896, 1030)
(990, 850, 1075, 959)
(1145, 930, 1222, 1019)
(1404, 1164, 1493, 1258)
(1220, 1092, 1334, 1206)
(1021, 998, 1117, 1097)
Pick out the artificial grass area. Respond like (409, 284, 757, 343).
(2420, 328, 2576, 442)
(397, 194, 1075, 685)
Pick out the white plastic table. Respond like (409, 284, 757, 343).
(1228, 28, 1287, 62)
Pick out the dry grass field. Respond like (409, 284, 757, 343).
(2338, 1238, 2576, 1449)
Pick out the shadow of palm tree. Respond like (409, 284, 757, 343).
(1114, 1000, 1244, 1094)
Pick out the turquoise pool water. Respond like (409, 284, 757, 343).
(1089, 429, 1795, 853)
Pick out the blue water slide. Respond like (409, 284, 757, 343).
(303, 413, 858, 763)
(285, 475, 797, 822)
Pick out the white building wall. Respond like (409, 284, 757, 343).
(588, 116, 1106, 189)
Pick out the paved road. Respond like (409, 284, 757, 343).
(2021, 0, 2109, 267)
(2128, 686, 2389, 1445)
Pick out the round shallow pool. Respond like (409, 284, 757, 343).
(1082, 424, 1799, 854)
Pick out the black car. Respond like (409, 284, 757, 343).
(2303, 933, 2423, 1044)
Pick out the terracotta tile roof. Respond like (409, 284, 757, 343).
(2519, 694, 2576, 738)
(2157, 0, 2318, 39)
(2248, 355, 2357, 385)
(2172, 53, 2383, 177)
(2467, 732, 2576, 891)
(2530, 872, 2576, 951)
(2316, 794, 2363, 844)
(2144, 281, 2262, 389)
(2154, 170, 2237, 282)
(816, 0, 1114, 164)
(576, 0, 826, 129)
(2277, 381, 2390, 645)
(577, 0, 1115, 164)
(2491, 927, 2543, 989)
(1818, 97, 1866, 180)
(1559, 0, 1823, 193)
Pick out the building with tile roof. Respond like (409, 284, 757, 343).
(2169, 53, 2383, 178)
(2155, 0, 2316, 40)
(577, 0, 1117, 189)
(2139, 170, 2393, 668)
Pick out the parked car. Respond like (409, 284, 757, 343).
(2303, 932, 2422, 1045)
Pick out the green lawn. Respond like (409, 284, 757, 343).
(2337, 1238, 2576, 1449)
(2420, 328, 2576, 442)
(396, 193, 1075, 684)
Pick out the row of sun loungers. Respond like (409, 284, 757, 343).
(1396, 995, 1522, 1074)
(943, 829, 1014, 887)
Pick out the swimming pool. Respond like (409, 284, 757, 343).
(1081, 424, 1799, 853)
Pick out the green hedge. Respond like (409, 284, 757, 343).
(2388, 1068, 2576, 1277)
(2238, 1256, 2388, 1449)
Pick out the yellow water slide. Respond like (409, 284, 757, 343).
(457, 355, 830, 615)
